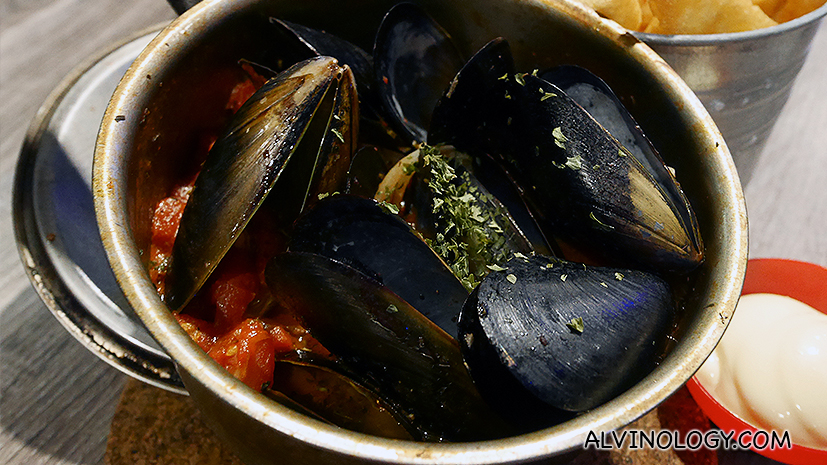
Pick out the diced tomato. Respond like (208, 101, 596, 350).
(210, 271, 258, 333)
(208, 318, 276, 391)
(264, 324, 299, 353)
(239, 62, 269, 89)
(226, 79, 258, 113)
(174, 313, 219, 352)
(262, 313, 330, 357)
(151, 196, 187, 251)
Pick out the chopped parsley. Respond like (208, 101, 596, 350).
(540, 90, 557, 101)
(590, 211, 614, 230)
(552, 126, 567, 149)
(417, 145, 518, 291)
(565, 154, 583, 170)
(566, 317, 585, 334)
(377, 200, 400, 215)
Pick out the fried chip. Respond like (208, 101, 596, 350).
(768, 0, 827, 22)
(574, 0, 645, 30)
(647, 0, 778, 34)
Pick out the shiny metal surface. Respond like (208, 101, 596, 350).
(12, 25, 185, 394)
(636, 4, 827, 184)
(93, 0, 748, 463)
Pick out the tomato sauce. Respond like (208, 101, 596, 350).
(149, 73, 324, 391)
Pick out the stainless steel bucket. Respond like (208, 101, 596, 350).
(636, 4, 827, 184)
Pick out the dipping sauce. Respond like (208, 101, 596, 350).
(695, 293, 827, 449)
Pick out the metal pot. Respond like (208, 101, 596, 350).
(93, 0, 748, 463)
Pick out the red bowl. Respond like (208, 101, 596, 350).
(687, 258, 827, 465)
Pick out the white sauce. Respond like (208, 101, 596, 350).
(696, 293, 827, 449)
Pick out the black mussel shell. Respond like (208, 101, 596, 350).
(374, 2, 465, 144)
(541, 65, 702, 252)
(270, 18, 373, 92)
(265, 252, 513, 441)
(503, 73, 703, 273)
(345, 144, 405, 197)
(264, 355, 415, 440)
(464, 151, 557, 259)
(428, 40, 702, 274)
(165, 56, 357, 310)
(289, 195, 467, 334)
(458, 254, 675, 413)
(428, 37, 515, 155)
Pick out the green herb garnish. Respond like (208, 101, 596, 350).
(566, 317, 585, 334)
(418, 145, 517, 291)
(552, 126, 567, 149)
(565, 154, 583, 170)
(377, 200, 400, 215)
(590, 211, 614, 230)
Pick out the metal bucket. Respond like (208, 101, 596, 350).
(636, 4, 827, 184)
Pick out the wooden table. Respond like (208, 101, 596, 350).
(1, 1, 825, 464)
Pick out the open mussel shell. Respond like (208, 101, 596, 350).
(345, 145, 405, 197)
(458, 254, 675, 413)
(270, 18, 374, 94)
(264, 355, 415, 440)
(289, 195, 467, 333)
(429, 39, 702, 273)
(428, 37, 515, 155)
(164, 56, 357, 311)
(541, 65, 702, 253)
(374, 2, 465, 144)
(265, 252, 513, 441)
(503, 73, 703, 273)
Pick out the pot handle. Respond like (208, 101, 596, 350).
(167, 0, 201, 15)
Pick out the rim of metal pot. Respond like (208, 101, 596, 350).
(635, 2, 827, 44)
(94, 0, 748, 462)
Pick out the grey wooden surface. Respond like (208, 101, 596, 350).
(0, 1, 824, 464)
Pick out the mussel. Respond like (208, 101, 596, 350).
(290, 194, 467, 333)
(429, 39, 704, 273)
(164, 56, 357, 310)
(265, 252, 512, 441)
(373, 2, 465, 144)
(264, 354, 415, 440)
(458, 254, 675, 414)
